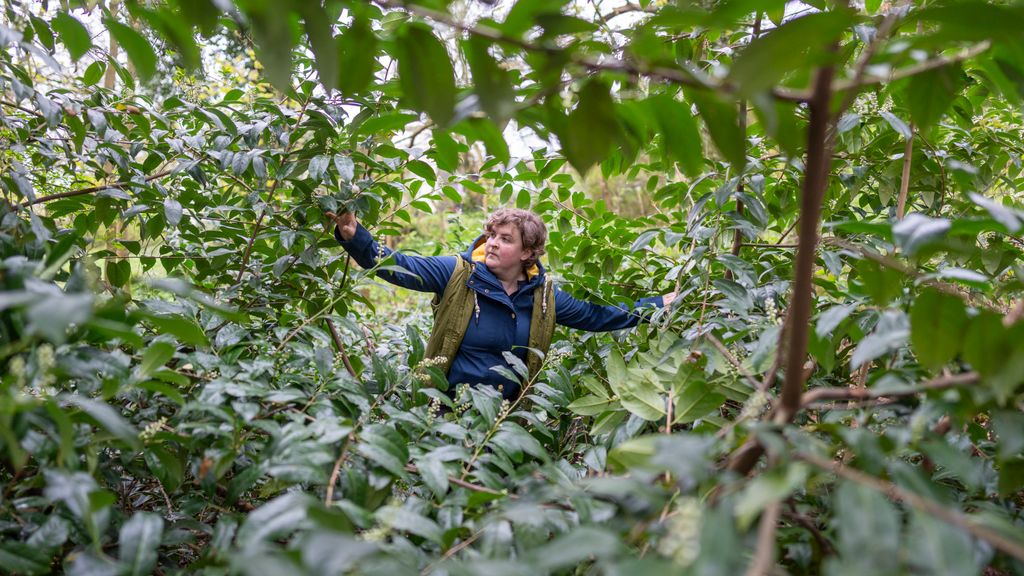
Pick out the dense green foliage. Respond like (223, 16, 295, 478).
(2, 0, 1024, 574)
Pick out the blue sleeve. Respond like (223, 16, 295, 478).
(554, 288, 664, 331)
(335, 224, 456, 294)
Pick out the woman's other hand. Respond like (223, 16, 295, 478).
(326, 211, 357, 241)
(662, 291, 678, 307)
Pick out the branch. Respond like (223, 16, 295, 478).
(896, 127, 915, 218)
(798, 451, 1024, 563)
(325, 318, 359, 379)
(778, 47, 839, 421)
(784, 41, 993, 103)
(1003, 299, 1024, 327)
(727, 24, 842, 477)
(405, 464, 505, 496)
(824, 237, 1005, 313)
(235, 85, 314, 283)
(373, 0, 806, 103)
(745, 501, 781, 576)
(704, 332, 761, 390)
(801, 371, 978, 408)
(15, 168, 175, 210)
(739, 242, 798, 249)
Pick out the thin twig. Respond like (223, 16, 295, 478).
(325, 318, 359, 379)
(798, 451, 1024, 562)
(405, 464, 504, 496)
(704, 333, 761, 390)
(896, 126, 915, 218)
(15, 168, 175, 209)
(745, 501, 781, 576)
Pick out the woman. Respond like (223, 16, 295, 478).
(327, 208, 676, 400)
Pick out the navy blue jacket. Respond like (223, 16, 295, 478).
(336, 224, 663, 399)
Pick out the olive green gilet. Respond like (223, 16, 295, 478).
(424, 255, 556, 385)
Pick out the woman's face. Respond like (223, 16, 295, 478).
(484, 223, 532, 277)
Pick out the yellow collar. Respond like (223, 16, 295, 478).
(471, 241, 540, 279)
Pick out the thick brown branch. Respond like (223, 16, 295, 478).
(801, 371, 978, 408)
(779, 56, 838, 420)
(727, 29, 841, 477)
(16, 168, 175, 209)
(799, 451, 1024, 563)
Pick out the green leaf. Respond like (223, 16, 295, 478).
(376, 506, 442, 543)
(568, 394, 617, 416)
(905, 63, 964, 132)
(527, 527, 622, 571)
(358, 112, 417, 137)
(646, 94, 702, 177)
(0, 543, 50, 575)
(906, 512, 977, 576)
(138, 312, 209, 347)
(465, 36, 515, 124)
(493, 421, 547, 460)
(672, 380, 725, 424)
(691, 91, 745, 172)
(298, 2, 338, 92)
(827, 481, 901, 575)
(735, 463, 808, 529)
(119, 512, 163, 576)
(415, 456, 449, 499)
(406, 160, 436, 184)
(962, 312, 1007, 377)
(396, 24, 457, 126)
(139, 341, 176, 379)
(337, 12, 377, 97)
(236, 493, 311, 551)
(729, 11, 853, 96)
(106, 259, 131, 288)
(63, 396, 141, 450)
(561, 79, 619, 174)
(82, 61, 106, 86)
(52, 12, 92, 61)
(851, 311, 909, 369)
(164, 197, 183, 227)
(244, 1, 293, 91)
(910, 288, 968, 370)
(104, 18, 157, 81)
(431, 131, 460, 172)
(992, 411, 1024, 460)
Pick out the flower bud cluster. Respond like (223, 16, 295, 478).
(412, 356, 448, 385)
(140, 417, 168, 442)
(658, 497, 702, 567)
(739, 390, 770, 421)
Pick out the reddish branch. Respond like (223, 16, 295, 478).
(728, 32, 840, 477)
(801, 371, 978, 408)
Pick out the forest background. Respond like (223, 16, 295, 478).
(2, 0, 1024, 575)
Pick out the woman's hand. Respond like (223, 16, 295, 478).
(326, 211, 358, 241)
(662, 291, 678, 307)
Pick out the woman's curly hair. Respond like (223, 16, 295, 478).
(484, 208, 547, 270)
